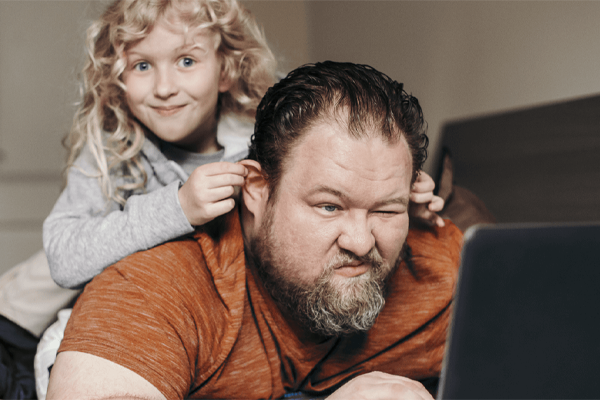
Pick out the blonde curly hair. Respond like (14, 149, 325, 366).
(65, 0, 276, 204)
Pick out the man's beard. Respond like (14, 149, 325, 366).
(248, 204, 404, 338)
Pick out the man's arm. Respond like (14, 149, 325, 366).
(47, 351, 167, 400)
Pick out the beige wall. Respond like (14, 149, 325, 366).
(0, 1, 105, 273)
(1, 0, 600, 273)
(243, 0, 310, 74)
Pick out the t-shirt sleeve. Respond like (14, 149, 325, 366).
(58, 244, 205, 399)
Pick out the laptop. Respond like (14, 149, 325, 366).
(437, 222, 600, 399)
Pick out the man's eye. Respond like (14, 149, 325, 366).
(321, 205, 338, 212)
(134, 62, 150, 72)
(178, 57, 195, 68)
(375, 210, 400, 217)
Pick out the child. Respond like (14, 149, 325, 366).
(43, 0, 277, 290)
(32, 0, 275, 397)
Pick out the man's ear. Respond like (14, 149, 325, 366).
(238, 160, 269, 223)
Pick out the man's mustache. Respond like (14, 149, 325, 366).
(325, 247, 385, 273)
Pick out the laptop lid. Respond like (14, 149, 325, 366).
(438, 222, 600, 399)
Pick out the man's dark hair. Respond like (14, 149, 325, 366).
(248, 61, 428, 198)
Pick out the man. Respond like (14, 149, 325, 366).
(47, 61, 462, 399)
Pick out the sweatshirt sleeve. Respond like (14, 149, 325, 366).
(43, 148, 194, 289)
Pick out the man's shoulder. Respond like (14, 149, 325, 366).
(81, 236, 216, 316)
(407, 220, 463, 260)
(110, 211, 246, 286)
(404, 220, 463, 283)
(111, 235, 206, 282)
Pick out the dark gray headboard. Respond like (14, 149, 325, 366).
(434, 94, 600, 224)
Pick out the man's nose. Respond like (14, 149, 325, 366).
(336, 211, 375, 257)
(153, 68, 178, 99)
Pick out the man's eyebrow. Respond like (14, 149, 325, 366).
(376, 196, 410, 207)
(308, 185, 346, 199)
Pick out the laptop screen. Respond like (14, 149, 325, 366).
(438, 222, 600, 399)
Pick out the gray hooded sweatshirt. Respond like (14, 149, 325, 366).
(43, 115, 253, 289)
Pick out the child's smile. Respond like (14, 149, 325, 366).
(122, 18, 231, 154)
(152, 104, 186, 117)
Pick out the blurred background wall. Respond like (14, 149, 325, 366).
(1, 0, 600, 274)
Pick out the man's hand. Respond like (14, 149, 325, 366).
(327, 371, 434, 400)
(178, 162, 248, 226)
(409, 171, 445, 227)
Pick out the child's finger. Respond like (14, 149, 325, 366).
(410, 190, 434, 204)
(203, 197, 237, 219)
(428, 195, 445, 212)
(198, 185, 237, 203)
(432, 214, 445, 227)
(198, 162, 247, 177)
(412, 172, 436, 193)
(409, 203, 445, 228)
(197, 173, 246, 190)
(420, 209, 446, 228)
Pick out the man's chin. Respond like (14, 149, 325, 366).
(329, 270, 374, 296)
(299, 271, 387, 337)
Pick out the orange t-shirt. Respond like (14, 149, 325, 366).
(59, 211, 462, 399)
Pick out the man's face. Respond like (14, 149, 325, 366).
(250, 117, 413, 336)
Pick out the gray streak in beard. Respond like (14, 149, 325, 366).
(300, 247, 391, 337)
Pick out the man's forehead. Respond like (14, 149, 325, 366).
(289, 115, 409, 162)
(280, 117, 413, 194)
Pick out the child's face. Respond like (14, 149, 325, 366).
(122, 19, 230, 153)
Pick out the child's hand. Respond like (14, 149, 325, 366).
(178, 162, 248, 226)
(409, 171, 445, 228)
